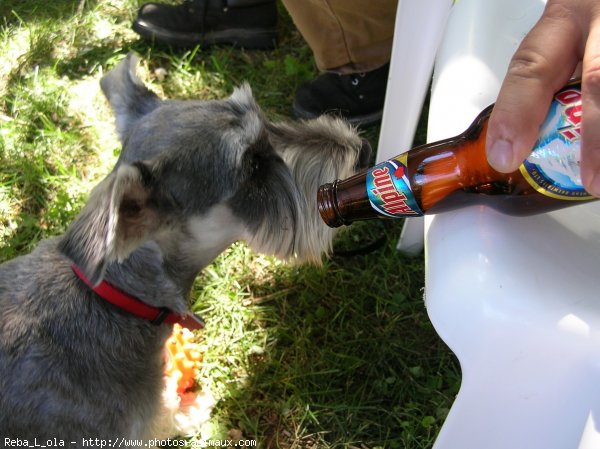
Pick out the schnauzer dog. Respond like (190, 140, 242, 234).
(0, 54, 369, 440)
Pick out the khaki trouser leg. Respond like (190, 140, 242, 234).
(281, 0, 397, 74)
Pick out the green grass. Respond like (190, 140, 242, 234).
(0, 1, 460, 447)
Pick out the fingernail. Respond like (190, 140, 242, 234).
(586, 173, 600, 198)
(487, 138, 514, 172)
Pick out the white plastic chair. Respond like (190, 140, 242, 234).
(377, 0, 600, 448)
(377, 0, 453, 255)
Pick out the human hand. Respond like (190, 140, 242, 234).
(486, 0, 600, 197)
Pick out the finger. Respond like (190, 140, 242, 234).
(486, 2, 581, 173)
(581, 15, 600, 197)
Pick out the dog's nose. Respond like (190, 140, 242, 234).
(357, 138, 372, 170)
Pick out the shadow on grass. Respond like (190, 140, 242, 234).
(0, 0, 99, 27)
(210, 220, 461, 449)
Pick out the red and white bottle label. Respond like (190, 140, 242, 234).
(366, 153, 424, 217)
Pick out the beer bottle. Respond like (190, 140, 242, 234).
(318, 80, 597, 228)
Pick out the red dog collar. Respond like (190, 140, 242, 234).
(71, 265, 204, 330)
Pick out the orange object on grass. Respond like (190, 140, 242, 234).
(165, 323, 203, 395)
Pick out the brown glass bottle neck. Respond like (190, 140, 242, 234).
(407, 106, 512, 211)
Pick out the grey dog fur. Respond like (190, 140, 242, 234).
(0, 54, 368, 441)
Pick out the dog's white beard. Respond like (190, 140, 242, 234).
(245, 143, 357, 264)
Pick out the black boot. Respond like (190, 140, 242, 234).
(292, 63, 390, 128)
(133, 0, 277, 49)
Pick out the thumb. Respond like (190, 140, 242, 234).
(486, 2, 580, 173)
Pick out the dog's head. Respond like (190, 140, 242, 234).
(59, 54, 369, 286)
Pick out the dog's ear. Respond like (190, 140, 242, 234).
(100, 53, 160, 142)
(228, 83, 257, 111)
(59, 163, 159, 285)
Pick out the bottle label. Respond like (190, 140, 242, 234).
(366, 154, 424, 217)
(520, 84, 593, 200)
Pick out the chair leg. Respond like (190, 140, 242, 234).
(396, 217, 424, 256)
